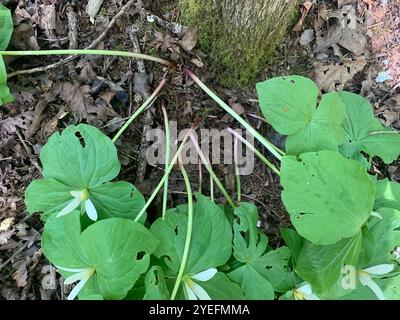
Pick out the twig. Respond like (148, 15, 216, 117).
(15, 129, 42, 173)
(8, 0, 136, 78)
(0, 241, 29, 272)
(66, 3, 78, 49)
(141, 8, 187, 35)
(128, 25, 153, 185)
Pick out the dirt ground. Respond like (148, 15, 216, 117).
(0, 0, 399, 299)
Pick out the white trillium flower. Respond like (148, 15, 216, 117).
(56, 266, 95, 300)
(392, 247, 400, 260)
(57, 189, 98, 221)
(358, 264, 394, 300)
(293, 283, 320, 300)
(183, 268, 217, 300)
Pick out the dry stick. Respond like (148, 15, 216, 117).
(65, 3, 78, 49)
(128, 25, 153, 184)
(7, 0, 137, 78)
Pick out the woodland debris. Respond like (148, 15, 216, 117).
(312, 56, 367, 91)
(86, 0, 105, 24)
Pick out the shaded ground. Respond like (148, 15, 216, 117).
(0, 0, 399, 299)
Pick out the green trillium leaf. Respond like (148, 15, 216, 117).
(367, 208, 400, 265)
(338, 91, 400, 164)
(0, 56, 13, 105)
(295, 231, 362, 294)
(374, 178, 400, 211)
(150, 193, 232, 275)
(25, 124, 145, 220)
(256, 76, 319, 135)
(42, 211, 158, 300)
(0, 4, 13, 50)
(280, 227, 304, 265)
(40, 124, 120, 187)
(285, 92, 346, 155)
(256, 76, 345, 155)
(228, 203, 293, 299)
(0, 4, 14, 106)
(281, 150, 375, 245)
(143, 266, 170, 300)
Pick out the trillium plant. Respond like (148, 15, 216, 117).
(2, 4, 400, 300)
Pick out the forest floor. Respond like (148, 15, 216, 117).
(0, 0, 399, 299)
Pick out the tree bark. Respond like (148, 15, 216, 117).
(180, 0, 299, 87)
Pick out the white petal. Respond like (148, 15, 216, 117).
(67, 277, 89, 300)
(71, 190, 84, 198)
(184, 282, 198, 300)
(57, 198, 81, 217)
(297, 283, 313, 295)
(371, 211, 383, 219)
(64, 270, 88, 285)
(192, 268, 217, 282)
(85, 199, 98, 221)
(364, 264, 394, 275)
(191, 282, 212, 300)
(305, 292, 320, 300)
(359, 273, 385, 300)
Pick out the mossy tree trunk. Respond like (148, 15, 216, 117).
(180, 0, 299, 87)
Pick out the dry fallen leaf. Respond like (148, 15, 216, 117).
(0, 218, 15, 231)
(0, 111, 34, 134)
(12, 259, 28, 287)
(293, 1, 314, 32)
(315, 5, 366, 56)
(312, 56, 367, 91)
(180, 27, 198, 52)
(86, 0, 104, 24)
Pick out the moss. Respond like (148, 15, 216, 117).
(180, 0, 298, 88)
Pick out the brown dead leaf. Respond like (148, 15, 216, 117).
(133, 72, 151, 98)
(0, 230, 15, 245)
(0, 111, 34, 134)
(312, 56, 367, 91)
(315, 5, 366, 56)
(293, 1, 314, 32)
(39, 4, 56, 36)
(153, 32, 181, 60)
(180, 27, 198, 52)
(41, 265, 57, 290)
(12, 259, 28, 287)
(0, 218, 15, 231)
(191, 57, 204, 68)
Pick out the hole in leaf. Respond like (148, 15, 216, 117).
(154, 270, 160, 285)
(174, 226, 179, 236)
(266, 266, 272, 270)
(290, 79, 295, 84)
(136, 251, 145, 260)
(75, 131, 86, 148)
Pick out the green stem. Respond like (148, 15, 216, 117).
(134, 124, 198, 222)
(210, 176, 214, 202)
(161, 103, 170, 220)
(182, 68, 283, 161)
(0, 50, 173, 67)
(189, 133, 236, 208)
(233, 136, 241, 202)
(368, 130, 399, 136)
(170, 156, 193, 300)
(227, 128, 280, 176)
(112, 78, 166, 143)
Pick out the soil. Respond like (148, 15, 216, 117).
(0, 0, 399, 299)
